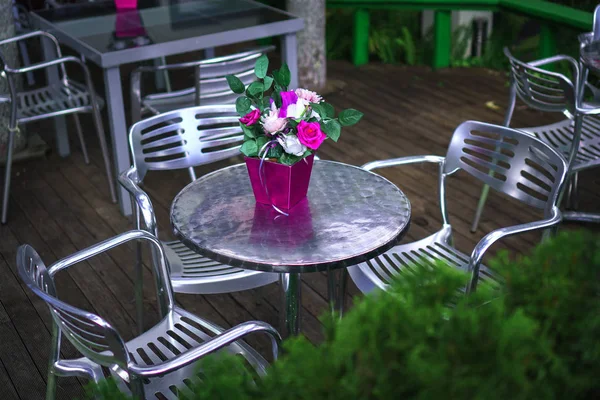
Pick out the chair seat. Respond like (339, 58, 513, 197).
(348, 226, 499, 294)
(15, 80, 104, 123)
(60, 307, 267, 400)
(520, 115, 600, 172)
(164, 241, 279, 294)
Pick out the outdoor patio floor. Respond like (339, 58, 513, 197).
(1, 59, 599, 399)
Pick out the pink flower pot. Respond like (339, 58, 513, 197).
(245, 154, 314, 211)
(115, 9, 145, 38)
(115, 0, 137, 10)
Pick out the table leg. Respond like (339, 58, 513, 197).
(103, 67, 132, 216)
(41, 36, 69, 157)
(281, 33, 298, 89)
(327, 268, 348, 317)
(279, 273, 301, 337)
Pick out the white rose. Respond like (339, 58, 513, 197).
(277, 134, 307, 157)
(261, 103, 287, 134)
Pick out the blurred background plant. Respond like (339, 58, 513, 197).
(325, 1, 594, 74)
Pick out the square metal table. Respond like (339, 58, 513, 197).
(30, 0, 303, 216)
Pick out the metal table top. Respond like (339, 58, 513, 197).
(30, 0, 303, 68)
(171, 161, 411, 273)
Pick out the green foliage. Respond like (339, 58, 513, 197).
(88, 231, 600, 400)
(326, 9, 421, 65)
(224, 54, 362, 165)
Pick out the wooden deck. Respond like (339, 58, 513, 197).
(1, 59, 598, 399)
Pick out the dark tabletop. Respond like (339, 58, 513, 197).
(33, 0, 295, 55)
(171, 161, 411, 273)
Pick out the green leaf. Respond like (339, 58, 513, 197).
(235, 97, 252, 116)
(246, 82, 264, 99)
(267, 143, 283, 159)
(241, 124, 257, 139)
(240, 139, 258, 157)
(279, 152, 303, 166)
(321, 119, 341, 142)
(272, 69, 281, 86)
(309, 102, 324, 119)
(254, 54, 269, 79)
(256, 136, 270, 155)
(279, 63, 291, 87)
(263, 75, 274, 91)
(226, 75, 245, 94)
(338, 109, 364, 126)
(321, 102, 335, 118)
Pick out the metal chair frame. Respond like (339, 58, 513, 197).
(0, 31, 116, 224)
(130, 46, 275, 124)
(17, 230, 280, 400)
(119, 105, 279, 332)
(348, 121, 568, 296)
(471, 48, 600, 232)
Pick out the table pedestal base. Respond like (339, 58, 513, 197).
(279, 269, 349, 338)
(327, 268, 348, 317)
(279, 273, 301, 338)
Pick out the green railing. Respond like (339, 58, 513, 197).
(326, 0, 593, 68)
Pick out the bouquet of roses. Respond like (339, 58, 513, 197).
(226, 55, 363, 165)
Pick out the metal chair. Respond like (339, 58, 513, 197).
(471, 48, 600, 233)
(119, 105, 279, 330)
(130, 46, 275, 124)
(348, 121, 568, 296)
(0, 31, 116, 224)
(17, 229, 280, 400)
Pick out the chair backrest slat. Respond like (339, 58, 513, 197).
(130, 105, 243, 180)
(444, 121, 568, 214)
(506, 48, 576, 115)
(143, 47, 274, 107)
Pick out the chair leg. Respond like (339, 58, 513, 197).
(570, 171, 579, 210)
(135, 240, 144, 335)
(188, 167, 197, 182)
(1, 130, 15, 224)
(471, 183, 490, 233)
(72, 114, 90, 164)
(327, 268, 348, 318)
(91, 109, 117, 203)
(45, 370, 57, 400)
(129, 375, 145, 400)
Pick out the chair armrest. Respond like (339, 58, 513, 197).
(0, 31, 62, 63)
(527, 54, 579, 71)
(362, 155, 445, 171)
(4, 55, 85, 75)
(466, 206, 562, 292)
(48, 230, 175, 316)
(118, 167, 157, 236)
(129, 321, 281, 378)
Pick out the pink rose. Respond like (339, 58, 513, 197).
(296, 121, 326, 150)
(239, 109, 260, 126)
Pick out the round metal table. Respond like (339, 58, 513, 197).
(171, 160, 411, 337)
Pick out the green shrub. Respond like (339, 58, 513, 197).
(88, 230, 600, 399)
